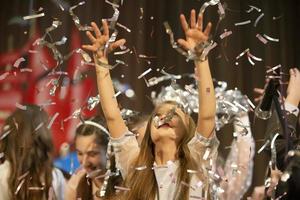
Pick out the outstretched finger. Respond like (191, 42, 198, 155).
(110, 39, 126, 52)
(177, 38, 191, 51)
(82, 44, 97, 52)
(203, 22, 212, 37)
(190, 9, 196, 29)
(180, 14, 189, 32)
(102, 19, 109, 36)
(91, 22, 101, 38)
(196, 14, 203, 31)
(86, 31, 97, 43)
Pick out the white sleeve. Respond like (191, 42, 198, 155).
(52, 168, 66, 200)
(110, 131, 140, 179)
(188, 130, 220, 171)
(0, 161, 11, 200)
(221, 112, 255, 200)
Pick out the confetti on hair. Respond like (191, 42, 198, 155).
(14, 179, 25, 195)
(28, 186, 45, 191)
(34, 122, 45, 132)
(114, 186, 131, 191)
(187, 169, 199, 174)
(135, 166, 147, 171)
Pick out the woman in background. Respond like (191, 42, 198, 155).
(0, 104, 65, 200)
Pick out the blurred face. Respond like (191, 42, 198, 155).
(75, 134, 104, 173)
(150, 103, 188, 144)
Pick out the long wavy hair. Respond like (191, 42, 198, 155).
(75, 117, 123, 200)
(122, 101, 201, 200)
(0, 105, 55, 200)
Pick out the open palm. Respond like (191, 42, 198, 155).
(178, 9, 212, 51)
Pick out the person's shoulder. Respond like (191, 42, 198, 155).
(0, 160, 10, 174)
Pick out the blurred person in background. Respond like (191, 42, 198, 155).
(0, 104, 65, 200)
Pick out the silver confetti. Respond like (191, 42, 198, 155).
(23, 12, 45, 20)
(263, 34, 279, 42)
(87, 95, 100, 110)
(0, 130, 12, 140)
(69, 1, 92, 31)
(199, 0, 220, 15)
(138, 68, 152, 79)
(13, 57, 26, 68)
(135, 166, 147, 171)
(15, 103, 27, 110)
(114, 186, 131, 191)
(254, 13, 264, 27)
(246, 5, 261, 13)
(220, 30, 232, 39)
(234, 20, 251, 26)
(47, 112, 59, 129)
(256, 34, 268, 44)
(0, 72, 10, 81)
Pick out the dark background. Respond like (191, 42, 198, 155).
(1, 0, 300, 198)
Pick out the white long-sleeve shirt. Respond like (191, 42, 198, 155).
(111, 130, 220, 200)
(220, 112, 255, 200)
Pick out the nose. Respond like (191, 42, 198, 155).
(82, 154, 89, 166)
(160, 114, 167, 120)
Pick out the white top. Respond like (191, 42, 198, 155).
(111, 130, 220, 200)
(220, 112, 255, 200)
(0, 160, 65, 200)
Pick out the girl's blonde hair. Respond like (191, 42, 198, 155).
(122, 101, 203, 200)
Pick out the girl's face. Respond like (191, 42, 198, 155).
(150, 103, 188, 144)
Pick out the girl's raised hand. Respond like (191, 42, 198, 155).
(177, 9, 212, 51)
(82, 20, 126, 60)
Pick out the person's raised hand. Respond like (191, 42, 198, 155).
(82, 20, 126, 62)
(177, 9, 212, 51)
